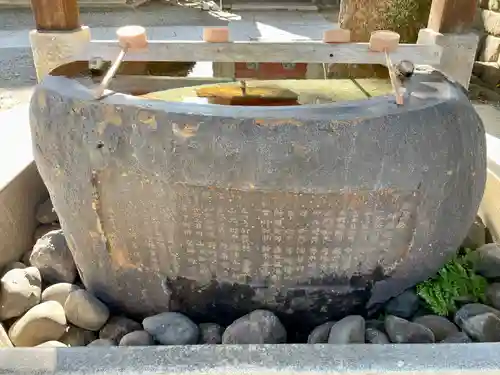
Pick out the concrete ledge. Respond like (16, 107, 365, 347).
(474, 103, 500, 242)
(0, 344, 500, 374)
(0, 104, 48, 268)
(417, 28, 479, 89)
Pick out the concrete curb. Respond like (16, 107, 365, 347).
(0, 104, 48, 268)
(0, 344, 500, 374)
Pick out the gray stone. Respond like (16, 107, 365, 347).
(479, 35, 500, 62)
(475, 243, 500, 278)
(198, 323, 222, 344)
(365, 328, 390, 344)
(143, 312, 199, 345)
(463, 313, 500, 342)
(41, 283, 81, 306)
(0, 267, 42, 321)
(60, 325, 96, 346)
(87, 338, 116, 347)
(222, 310, 287, 344)
(384, 315, 435, 343)
(487, 283, 500, 309)
(413, 315, 459, 342)
(99, 316, 142, 343)
(36, 198, 58, 224)
(461, 217, 487, 248)
(328, 315, 365, 344)
(307, 321, 335, 344)
(462, 312, 500, 342)
(2, 262, 26, 275)
(454, 303, 500, 328)
(384, 290, 420, 319)
(119, 330, 155, 346)
(30, 229, 76, 284)
(0, 323, 12, 347)
(36, 341, 67, 348)
(8, 301, 67, 347)
(440, 331, 473, 343)
(33, 224, 61, 243)
(64, 289, 109, 331)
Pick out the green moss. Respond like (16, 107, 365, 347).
(416, 249, 488, 316)
(384, 0, 432, 42)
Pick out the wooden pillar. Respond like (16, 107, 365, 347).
(30, 0, 81, 31)
(427, 0, 477, 34)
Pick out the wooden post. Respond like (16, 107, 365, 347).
(427, 0, 477, 34)
(30, 0, 81, 31)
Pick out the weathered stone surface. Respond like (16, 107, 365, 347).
(87, 338, 116, 346)
(454, 303, 500, 328)
(36, 341, 67, 347)
(488, 0, 500, 11)
(60, 325, 96, 346)
(36, 198, 58, 224)
(307, 321, 335, 344)
(385, 315, 435, 343)
(222, 310, 286, 344)
(461, 312, 500, 342)
(462, 217, 487, 247)
(119, 330, 155, 346)
(473, 61, 500, 89)
(8, 301, 67, 347)
(29, 73, 487, 323)
(475, 243, 500, 278)
(99, 316, 142, 343)
(384, 290, 419, 319)
(487, 283, 500, 309)
(413, 315, 459, 342)
(41, 283, 81, 306)
(64, 289, 109, 331)
(479, 35, 500, 62)
(198, 323, 222, 344)
(143, 312, 199, 345)
(440, 331, 473, 343)
(328, 316, 365, 344)
(0, 323, 13, 347)
(30, 229, 76, 284)
(33, 224, 61, 243)
(0, 267, 42, 321)
(481, 9, 500, 36)
(365, 328, 390, 344)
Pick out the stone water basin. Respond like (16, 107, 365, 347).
(27, 67, 486, 339)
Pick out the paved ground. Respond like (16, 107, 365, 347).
(0, 4, 338, 111)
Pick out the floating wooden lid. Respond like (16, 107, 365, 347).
(195, 83, 299, 105)
(116, 25, 148, 50)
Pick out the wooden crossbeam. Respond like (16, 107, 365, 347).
(79, 40, 442, 65)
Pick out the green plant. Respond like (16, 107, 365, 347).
(416, 249, 488, 316)
(384, 0, 432, 43)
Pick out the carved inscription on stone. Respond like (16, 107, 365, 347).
(174, 186, 418, 284)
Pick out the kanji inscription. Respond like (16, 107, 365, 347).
(174, 186, 418, 284)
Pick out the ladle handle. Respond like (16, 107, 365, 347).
(385, 50, 404, 106)
(94, 47, 127, 99)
